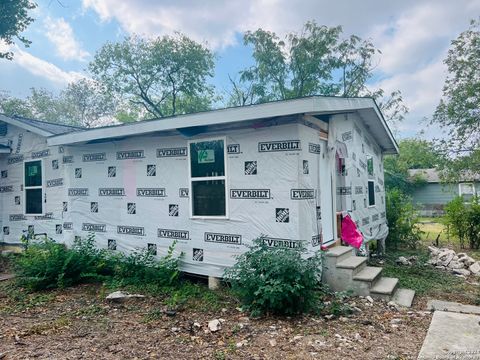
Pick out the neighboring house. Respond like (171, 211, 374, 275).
(409, 168, 480, 217)
(0, 96, 397, 279)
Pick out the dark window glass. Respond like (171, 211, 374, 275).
(26, 188, 42, 214)
(367, 157, 374, 176)
(190, 140, 225, 178)
(25, 161, 42, 187)
(192, 180, 226, 216)
(368, 181, 375, 206)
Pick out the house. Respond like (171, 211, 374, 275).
(0, 96, 397, 288)
(409, 168, 480, 217)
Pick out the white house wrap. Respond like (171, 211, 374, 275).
(0, 97, 397, 277)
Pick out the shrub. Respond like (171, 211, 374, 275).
(224, 238, 322, 316)
(444, 196, 480, 249)
(14, 235, 180, 291)
(112, 241, 180, 287)
(386, 188, 422, 249)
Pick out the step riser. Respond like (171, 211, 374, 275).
(371, 282, 399, 301)
(336, 259, 367, 276)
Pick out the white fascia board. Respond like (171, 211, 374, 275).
(0, 114, 53, 138)
(47, 97, 395, 149)
(370, 102, 399, 154)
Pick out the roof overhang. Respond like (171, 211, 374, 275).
(47, 96, 398, 154)
(0, 114, 53, 137)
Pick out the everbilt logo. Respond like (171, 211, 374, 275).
(355, 186, 363, 194)
(63, 222, 73, 230)
(116, 150, 144, 160)
(47, 178, 63, 187)
(82, 223, 106, 232)
(158, 228, 189, 240)
(34, 213, 53, 220)
(68, 188, 89, 196)
(261, 237, 301, 248)
(258, 140, 300, 152)
(99, 188, 125, 196)
(0, 186, 13, 193)
(156, 147, 187, 157)
(336, 187, 352, 195)
(9, 214, 26, 221)
(137, 188, 166, 197)
(230, 189, 270, 199)
(290, 189, 315, 199)
(204, 232, 242, 245)
(308, 143, 321, 154)
(32, 149, 50, 158)
(8, 155, 23, 164)
(63, 155, 73, 164)
(275, 208, 289, 223)
(82, 153, 106, 162)
(117, 225, 145, 236)
(227, 144, 240, 154)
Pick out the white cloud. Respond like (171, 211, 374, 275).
(2, 43, 85, 87)
(44, 17, 90, 61)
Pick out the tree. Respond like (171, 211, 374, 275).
(0, 91, 33, 117)
(61, 79, 117, 128)
(383, 138, 443, 193)
(228, 21, 408, 126)
(0, 0, 36, 60)
(433, 18, 480, 174)
(89, 34, 215, 119)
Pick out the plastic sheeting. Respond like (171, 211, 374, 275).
(0, 114, 389, 277)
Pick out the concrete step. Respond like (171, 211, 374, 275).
(353, 266, 383, 283)
(336, 256, 367, 275)
(392, 288, 415, 308)
(325, 245, 352, 257)
(370, 277, 399, 300)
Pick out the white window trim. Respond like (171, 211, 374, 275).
(188, 136, 229, 220)
(368, 179, 376, 207)
(23, 158, 45, 216)
(366, 154, 374, 177)
(458, 182, 475, 196)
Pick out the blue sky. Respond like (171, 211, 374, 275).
(1, 0, 479, 138)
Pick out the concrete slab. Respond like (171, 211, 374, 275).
(426, 300, 480, 315)
(391, 288, 415, 308)
(0, 274, 15, 282)
(418, 311, 480, 360)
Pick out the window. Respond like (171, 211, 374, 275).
(367, 156, 374, 176)
(368, 180, 375, 207)
(24, 160, 44, 215)
(459, 183, 475, 202)
(189, 138, 227, 217)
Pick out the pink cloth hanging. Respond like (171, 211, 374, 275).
(341, 214, 363, 249)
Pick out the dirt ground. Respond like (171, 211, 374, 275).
(0, 282, 432, 360)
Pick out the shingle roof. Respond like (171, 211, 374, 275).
(11, 116, 84, 135)
(409, 168, 480, 183)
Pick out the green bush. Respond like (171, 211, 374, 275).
(224, 238, 322, 316)
(14, 235, 180, 291)
(386, 188, 422, 249)
(444, 196, 480, 249)
(112, 241, 180, 287)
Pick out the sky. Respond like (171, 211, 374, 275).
(1, 0, 479, 139)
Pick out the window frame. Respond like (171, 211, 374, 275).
(188, 136, 229, 219)
(458, 182, 476, 202)
(23, 158, 45, 216)
(367, 179, 376, 207)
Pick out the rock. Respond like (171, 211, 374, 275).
(438, 250, 455, 267)
(171, 327, 180, 332)
(292, 335, 303, 341)
(366, 296, 374, 303)
(165, 310, 176, 317)
(236, 340, 248, 348)
(448, 261, 464, 269)
(324, 314, 335, 320)
(390, 318, 402, 325)
(469, 262, 480, 275)
(269, 339, 277, 347)
(208, 319, 222, 332)
(453, 268, 471, 277)
(396, 256, 410, 266)
(105, 291, 145, 302)
(428, 246, 440, 256)
(435, 265, 446, 270)
(193, 322, 201, 328)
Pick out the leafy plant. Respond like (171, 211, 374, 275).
(224, 238, 323, 316)
(444, 196, 480, 249)
(386, 189, 422, 249)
